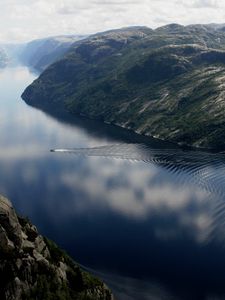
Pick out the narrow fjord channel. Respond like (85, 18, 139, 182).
(2, 66, 225, 299)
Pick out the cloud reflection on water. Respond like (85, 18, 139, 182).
(56, 156, 214, 244)
(2, 66, 225, 299)
(0, 150, 214, 246)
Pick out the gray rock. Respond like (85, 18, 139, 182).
(32, 249, 49, 268)
(23, 223, 38, 241)
(0, 224, 15, 254)
(34, 235, 50, 258)
(0, 196, 22, 249)
(22, 240, 35, 253)
(0, 195, 113, 300)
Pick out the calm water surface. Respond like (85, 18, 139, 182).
(1, 66, 225, 299)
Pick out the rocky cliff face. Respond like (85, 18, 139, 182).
(0, 195, 112, 300)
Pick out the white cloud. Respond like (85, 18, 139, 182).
(187, 0, 219, 8)
(1, 0, 225, 43)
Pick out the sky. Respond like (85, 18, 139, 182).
(1, 0, 225, 43)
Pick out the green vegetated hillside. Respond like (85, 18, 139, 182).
(22, 24, 225, 149)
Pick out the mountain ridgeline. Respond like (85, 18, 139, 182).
(19, 35, 86, 72)
(22, 24, 225, 149)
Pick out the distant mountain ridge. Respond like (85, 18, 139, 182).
(19, 35, 86, 72)
(22, 24, 225, 149)
(0, 47, 9, 68)
(0, 35, 86, 71)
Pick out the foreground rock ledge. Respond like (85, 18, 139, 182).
(0, 195, 113, 300)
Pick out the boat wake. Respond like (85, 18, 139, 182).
(51, 143, 225, 245)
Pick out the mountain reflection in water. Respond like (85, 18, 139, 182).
(2, 66, 225, 299)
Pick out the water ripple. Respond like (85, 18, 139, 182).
(51, 143, 225, 245)
(51, 144, 225, 195)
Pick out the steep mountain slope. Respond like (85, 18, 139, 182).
(0, 195, 112, 300)
(20, 35, 86, 72)
(22, 24, 225, 149)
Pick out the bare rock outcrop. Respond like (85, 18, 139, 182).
(0, 195, 113, 300)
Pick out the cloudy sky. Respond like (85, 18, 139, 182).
(1, 0, 225, 43)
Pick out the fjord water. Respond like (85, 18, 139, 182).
(2, 66, 225, 299)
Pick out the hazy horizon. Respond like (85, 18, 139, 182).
(2, 22, 225, 46)
(1, 0, 225, 43)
